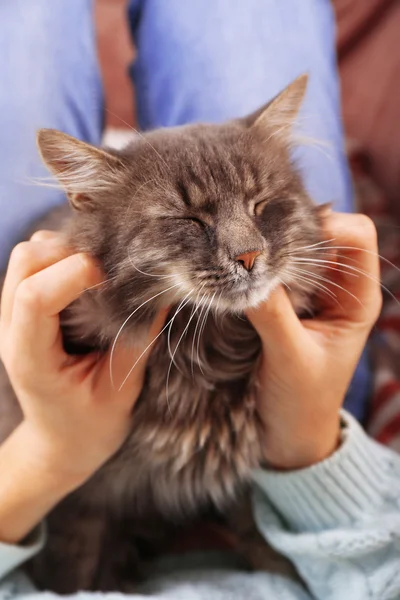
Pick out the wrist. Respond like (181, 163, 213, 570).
(0, 424, 80, 545)
(12, 422, 88, 495)
(263, 417, 341, 470)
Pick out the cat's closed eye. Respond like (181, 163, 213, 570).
(254, 197, 296, 219)
(182, 217, 205, 229)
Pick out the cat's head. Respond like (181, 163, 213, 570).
(37, 75, 327, 331)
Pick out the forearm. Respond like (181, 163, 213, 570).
(251, 411, 400, 600)
(0, 423, 75, 544)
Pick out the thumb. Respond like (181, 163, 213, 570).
(246, 287, 307, 354)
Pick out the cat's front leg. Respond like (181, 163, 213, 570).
(26, 495, 106, 594)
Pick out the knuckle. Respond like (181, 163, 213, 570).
(9, 241, 35, 268)
(75, 253, 91, 272)
(4, 349, 17, 376)
(5, 351, 29, 383)
(30, 229, 53, 242)
(15, 279, 43, 311)
(76, 253, 102, 285)
(0, 337, 19, 378)
(77, 253, 96, 274)
(356, 215, 378, 246)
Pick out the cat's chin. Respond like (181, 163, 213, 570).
(215, 280, 279, 313)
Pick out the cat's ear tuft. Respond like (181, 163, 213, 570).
(36, 129, 124, 211)
(245, 74, 309, 142)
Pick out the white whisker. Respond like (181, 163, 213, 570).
(117, 295, 192, 392)
(293, 258, 358, 277)
(293, 257, 399, 306)
(165, 303, 201, 408)
(82, 274, 119, 293)
(127, 256, 188, 281)
(305, 246, 400, 276)
(289, 265, 364, 309)
(285, 268, 339, 304)
(109, 282, 181, 389)
(294, 238, 336, 251)
(196, 293, 216, 372)
(191, 293, 208, 375)
(167, 291, 194, 372)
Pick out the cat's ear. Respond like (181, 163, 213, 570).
(245, 74, 308, 141)
(37, 129, 124, 210)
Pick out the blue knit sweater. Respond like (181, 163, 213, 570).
(1, 412, 400, 600)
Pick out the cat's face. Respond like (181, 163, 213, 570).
(37, 75, 326, 327)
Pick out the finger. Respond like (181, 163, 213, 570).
(318, 213, 382, 323)
(100, 308, 170, 399)
(1, 240, 71, 326)
(246, 287, 308, 355)
(10, 254, 102, 369)
(30, 230, 64, 242)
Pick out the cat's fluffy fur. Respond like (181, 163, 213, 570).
(0, 75, 327, 592)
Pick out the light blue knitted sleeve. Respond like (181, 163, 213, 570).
(252, 411, 400, 599)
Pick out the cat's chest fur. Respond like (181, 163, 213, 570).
(78, 304, 264, 516)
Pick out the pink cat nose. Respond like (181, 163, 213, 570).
(235, 250, 262, 272)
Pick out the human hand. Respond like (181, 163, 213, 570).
(247, 213, 382, 470)
(0, 231, 167, 490)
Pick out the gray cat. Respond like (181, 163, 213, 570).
(0, 75, 326, 593)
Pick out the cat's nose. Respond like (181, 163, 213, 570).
(235, 250, 262, 271)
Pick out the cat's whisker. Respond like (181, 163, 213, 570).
(214, 290, 224, 330)
(288, 265, 365, 310)
(167, 291, 194, 372)
(127, 254, 187, 280)
(117, 293, 193, 393)
(294, 238, 336, 252)
(109, 282, 182, 390)
(293, 257, 399, 306)
(300, 246, 400, 277)
(287, 275, 342, 310)
(191, 283, 208, 320)
(185, 284, 207, 357)
(284, 267, 339, 305)
(196, 294, 215, 370)
(294, 259, 358, 278)
(276, 275, 292, 293)
(165, 303, 201, 409)
(117, 317, 175, 392)
(191, 292, 208, 376)
(283, 271, 353, 359)
(196, 292, 216, 373)
(82, 274, 119, 293)
(301, 251, 368, 267)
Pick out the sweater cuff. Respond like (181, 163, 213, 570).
(252, 411, 400, 532)
(0, 523, 45, 581)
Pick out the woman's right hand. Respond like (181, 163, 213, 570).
(0, 232, 166, 543)
(247, 213, 382, 470)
